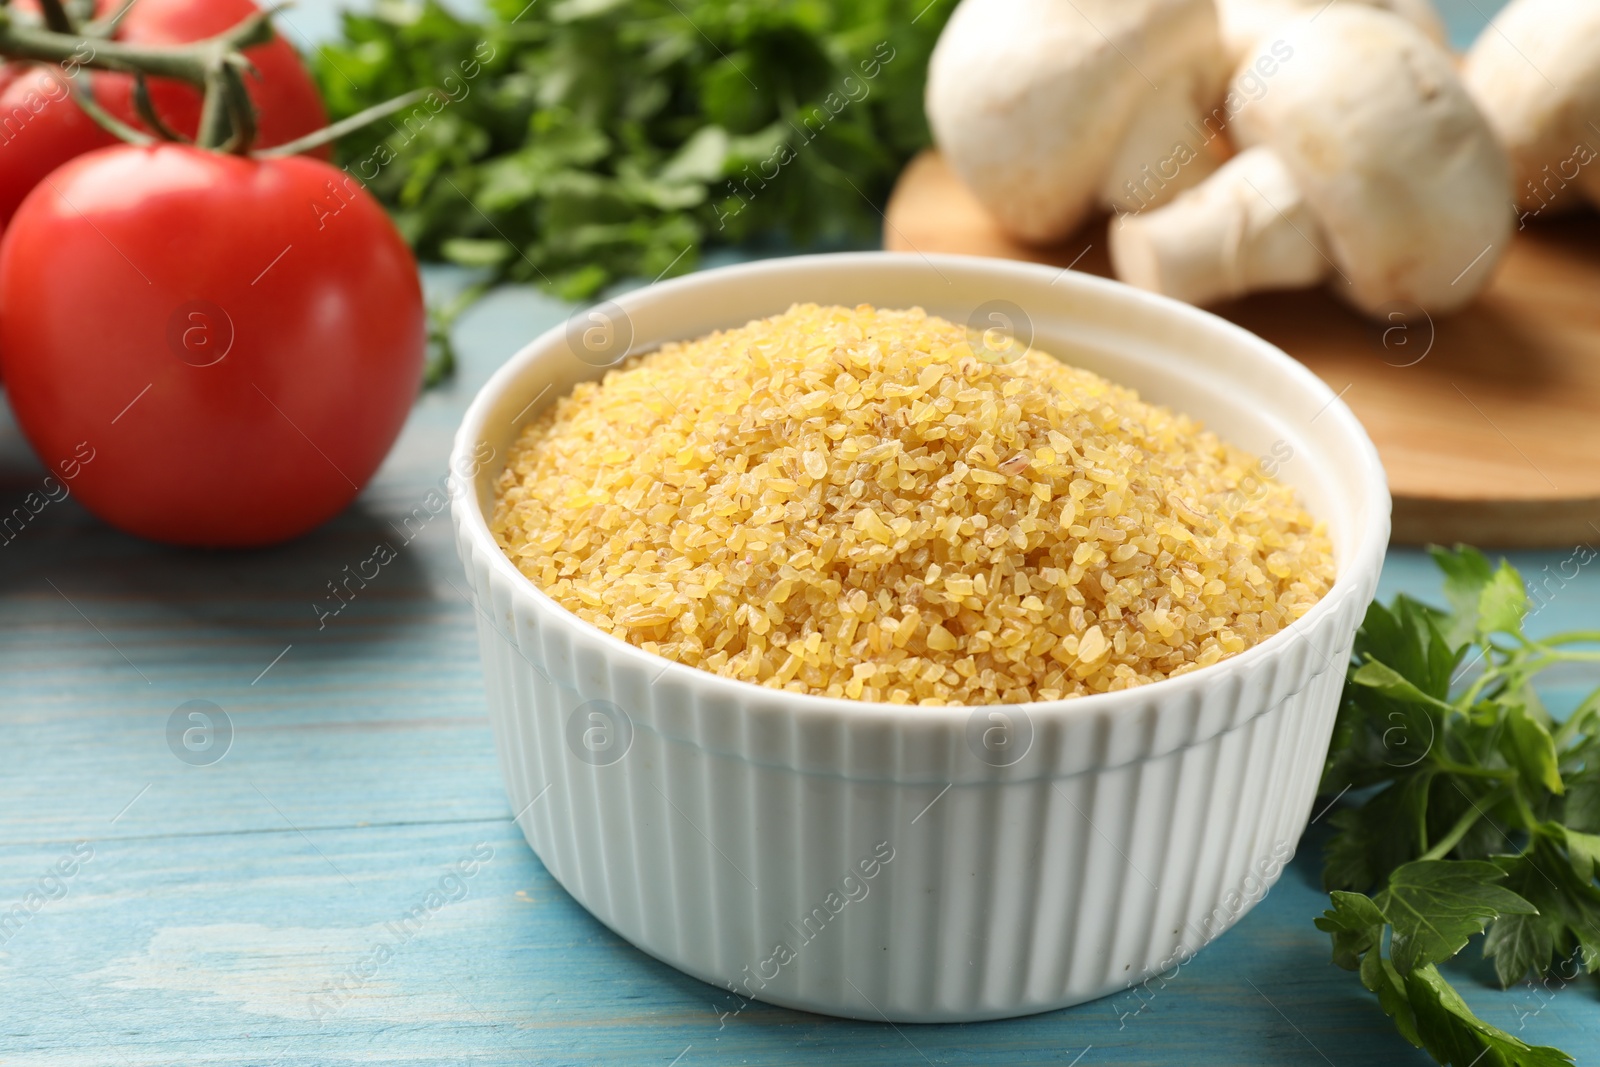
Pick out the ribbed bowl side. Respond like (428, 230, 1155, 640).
(459, 522, 1378, 1022)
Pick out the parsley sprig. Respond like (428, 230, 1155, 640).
(1317, 546, 1600, 1066)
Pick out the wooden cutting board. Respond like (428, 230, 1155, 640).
(883, 150, 1600, 548)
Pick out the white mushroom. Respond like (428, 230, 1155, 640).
(925, 0, 1231, 245)
(1110, 5, 1512, 317)
(1463, 0, 1600, 220)
(1215, 0, 1446, 65)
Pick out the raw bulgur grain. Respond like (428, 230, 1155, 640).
(491, 304, 1334, 704)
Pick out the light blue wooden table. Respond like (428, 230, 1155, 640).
(10, 2, 1599, 1064)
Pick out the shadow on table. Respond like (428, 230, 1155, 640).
(632, 940, 1435, 1066)
(493, 843, 1441, 1067)
(0, 485, 441, 651)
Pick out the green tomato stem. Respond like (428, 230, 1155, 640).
(36, 0, 73, 34)
(69, 76, 151, 144)
(255, 89, 430, 158)
(130, 72, 187, 143)
(194, 64, 232, 150)
(2, 6, 419, 156)
(0, 7, 272, 87)
(85, 0, 139, 37)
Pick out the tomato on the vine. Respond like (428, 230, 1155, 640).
(0, 66, 112, 227)
(0, 144, 424, 546)
(0, 0, 327, 230)
(103, 0, 329, 153)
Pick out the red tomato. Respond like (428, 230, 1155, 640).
(0, 0, 327, 230)
(0, 144, 424, 547)
(0, 66, 115, 229)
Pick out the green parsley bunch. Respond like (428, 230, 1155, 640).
(315, 0, 955, 302)
(1318, 547, 1600, 1067)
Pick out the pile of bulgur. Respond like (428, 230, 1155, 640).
(491, 304, 1334, 705)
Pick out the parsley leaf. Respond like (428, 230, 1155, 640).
(1502, 700, 1565, 797)
(1405, 965, 1573, 1067)
(1314, 546, 1600, 1066)
(1375, 860, 1536, 974)
(1481, 910, 1555, 990)
(1430, 545, 1529, 645)
(1495, 841, 1600, 975)
(1323, 775, 1434, 893)
(1363, 949, 1424, 1048)
(1315, 890, 1386, 970)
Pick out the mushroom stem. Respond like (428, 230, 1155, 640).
(1109, 145, 1328, 307)
(1099, 78, 1221, 217)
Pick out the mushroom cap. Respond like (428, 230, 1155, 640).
(1216, 0, 1447, 65)
(925, 0, 1228, 244)
(1463, 0, 1600, 213)
(1229, 5, 1512, 314)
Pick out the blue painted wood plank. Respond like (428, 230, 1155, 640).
(2, 820, 1594, 1065)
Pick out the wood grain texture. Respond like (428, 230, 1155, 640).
(883, 150, 1600, 548)
(3, 270, 1599, 1066)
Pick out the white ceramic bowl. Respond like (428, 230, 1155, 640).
(450, 252, 1390, 1023)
